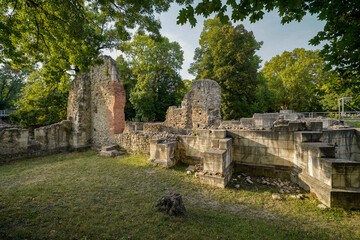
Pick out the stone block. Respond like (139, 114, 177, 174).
(211, 139, 219, 148)
(100, 150, 117, 157)
(288, 122, 307, 131)
(294, 131, 323, 143)
(199, 166, 233, 188)
(101, 145, 117, 151)
(219, 138, 232, 150)
(203, 149, 227, 173)
(274, 125, 289, 132)
(350, 174, 360, 188)
(149, 139, 177, 168)
(266, 147, 279, 156)
(308, 121, 323, 131)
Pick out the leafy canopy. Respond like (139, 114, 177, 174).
(10, 71, 70, 127)
(118, 32, 185, 121)
(261, 48, 329, 112)
(0, 0, 190, 81)
(189, 16, 262, 119)
(178, 0, 360, 80)
(0, 64, 29, 110)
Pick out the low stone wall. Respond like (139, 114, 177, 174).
(0, 120, 72, 163)
(0, 127, 29, 156)
(114, 132, 151, 154)
(34, 120, 71, 151)
(228, 130, 295, 169)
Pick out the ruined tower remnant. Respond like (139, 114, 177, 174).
(164, 79, 221, 129)
(67, 56, 126, 148)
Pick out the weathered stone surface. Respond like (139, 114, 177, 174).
(0, 121, 71, 163)
(154, 193, 186, 216)
(34, 120, 71, 150)
(67, 73, 92, 149)
(164, 79, 221, 130)
(67, 55, 126, 148)
(148, 139, 178, 168)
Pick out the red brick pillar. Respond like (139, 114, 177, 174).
(107, 82, 126, 135)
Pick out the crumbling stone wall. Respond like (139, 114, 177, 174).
(34, 120, 71, 151)
(67, 55, 126, 148)
(0, 120, 71, 163)
(114, 132, 151, 154)
(164, 79, 221, 130)
(67, 73, 91, 149)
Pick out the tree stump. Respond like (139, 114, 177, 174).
(154, 193, 186, 216)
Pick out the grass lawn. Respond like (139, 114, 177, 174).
(1, 151, 359, 240)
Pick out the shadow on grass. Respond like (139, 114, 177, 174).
(0, 151, 359, 240)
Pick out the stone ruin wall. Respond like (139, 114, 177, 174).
(1, 57, 360, 208)
(0, 120, 71, 163)
(68, 55, 126, 148)
(164, 79, 221, 130)
(0, 55, 127, 162)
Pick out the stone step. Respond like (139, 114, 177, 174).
(330, 187, 360, 209)
(321, 158, 360, 188)
(294, 131, 323, 142)
(302, 142, 335, 158)
(296, 171, 360, 209)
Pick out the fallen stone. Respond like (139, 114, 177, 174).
(101, 145, 118, 151)
(246, 178, 253, 184)
(186, 171, 192, 175)
(235, 184, 240, 188)
(317, 204, 327, 209)
(154, 193, 186, 216)
(186, 165, 196, 172)
(99, 150, 117, 157)
(296, 194, 305, 200)
(272, 194, 281, 200)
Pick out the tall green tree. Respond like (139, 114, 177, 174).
(261, 48, 328, 112)
(177, 0, 360, 82)
(0, 0, 190, 82)
(189, 16, 262, 119)
(250, 72, 274, 114)
(118, 32, 185, 121)
(0, 64, 29, 110)
(10, 71, 70, 127)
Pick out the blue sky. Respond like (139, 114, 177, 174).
(105, 3, 325, 80)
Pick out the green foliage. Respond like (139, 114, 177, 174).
(118, 32, 185, 121)
(0, 0, 190, 82)
(177, 0, 360, 82)
(10, 71, 70, 128)
(189, 16, 262, 119)
(0, 64, 29, 110)
(317, 74, 360, 111)
(261, 48, 328, 112)
(250, 72, 274, 113)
